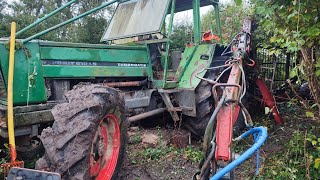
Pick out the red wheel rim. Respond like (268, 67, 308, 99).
(90, 114, 121, 180)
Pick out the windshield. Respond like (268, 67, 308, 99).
(101, 0, 170, 41)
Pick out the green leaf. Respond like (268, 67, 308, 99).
(265, 107, 270, 114)
(3, 143, 9, 149)
(270, 37, 277, 43)
(315, 158, 320, 169)
(305, 111, 315, 118)
(256, 7, 265, 14)
(312, 140, 317, 146)
(292, 0, 297, 5)
(290, 66, 298, 78)
(311, 104, 317, 109)
(235, 0, 242, 6)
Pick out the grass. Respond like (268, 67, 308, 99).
(127, 128, 202, 165)
(235, 109, 320, 179)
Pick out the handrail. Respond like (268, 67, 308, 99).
(21, 0, 119, 43)
(162, 0, 176, 86)
(8, 22, 17, 162)
(16, 0, 78, 37)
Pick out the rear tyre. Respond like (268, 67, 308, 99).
(184, 70, 216, 136)
(35, 84, 127, 180)
(184, 56, 246, 137)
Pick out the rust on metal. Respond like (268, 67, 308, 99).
(128, 108, 167, 123)
(103, 79, 147, 87)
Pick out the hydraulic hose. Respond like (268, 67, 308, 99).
(210, 127, 268, 180)
(202, 90, 226, 155)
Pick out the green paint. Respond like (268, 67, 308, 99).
(177, 44, 216, 89)
(173, 45, 197, 86)
(193, 0, 201, 44)
(40, 46, 148, 63)
(0, 42, 47, 105)
(163, 0, 176, 86)
(43, 66, 147, 78)
(0, 40, 151, 105)
(214, 3, 223, 43)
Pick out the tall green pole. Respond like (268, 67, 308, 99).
(163, 0, 176, 87)
(214, 3, 223, 43)
(22, 0, 118, 43)
(16, 0, 78, 37)
(193, 0, 201, 44)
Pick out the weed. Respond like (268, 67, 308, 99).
(131, 135, 142, 144)
(184, 146, 202, 163)
(255, 129, 320, 179)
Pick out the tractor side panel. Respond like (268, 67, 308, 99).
(39, 42, 151, 78)
(177, 44, 215, 89)
(0, 42, 47, 105)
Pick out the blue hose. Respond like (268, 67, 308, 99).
(210, 127, 268, 180)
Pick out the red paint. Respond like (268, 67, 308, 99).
(255, 78, 284, 124)
(202, 31, 220, 42)
(90, 114, 121, 180)
(233, 105, 240, 124)
(215, 63, 242, 161)
(247, 59, 255, 67)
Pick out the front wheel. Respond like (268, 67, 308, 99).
(36, 84, 127, 180)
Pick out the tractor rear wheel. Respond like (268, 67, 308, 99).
(184, 70, 217, 136)
(184, 56, 246, 137)
(35, 84, 127, 180)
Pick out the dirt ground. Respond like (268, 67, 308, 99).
(1, 104, 318, 179)
(120, 112, 320, 180)
(120, 127, 200, 180)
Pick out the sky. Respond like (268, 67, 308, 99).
(6, 0, 233, 16)
(5, 0, 233, 25)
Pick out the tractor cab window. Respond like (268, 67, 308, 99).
(101, 0, 170, 41)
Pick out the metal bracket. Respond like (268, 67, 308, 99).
(158, 90, 180, 122)
(158, 88, 196, 118)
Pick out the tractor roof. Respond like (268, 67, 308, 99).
(174, 0, 218, 12)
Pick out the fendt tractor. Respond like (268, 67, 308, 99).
(0, 0, 283, 179)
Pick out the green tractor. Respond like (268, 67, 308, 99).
(0, 0, 274, 179)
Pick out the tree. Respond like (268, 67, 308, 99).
(170, 19, 193, 50)
(201, 2, 252, 43)
(253, 0, 320, 116)
(0, 0, 11, 37)
(74, 0, 115, 43)
(7, 0, 74, 41)
(1, 0, 115, 43)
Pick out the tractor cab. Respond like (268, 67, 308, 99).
(101, 0, 222, 89)
(101, 0, 221, 44)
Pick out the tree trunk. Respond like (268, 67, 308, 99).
(300, 47, 320, 117)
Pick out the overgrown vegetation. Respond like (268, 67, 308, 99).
(253, 0, 320, 119)
(201, 2, 252, 43)
(256, 127, 320, 179)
